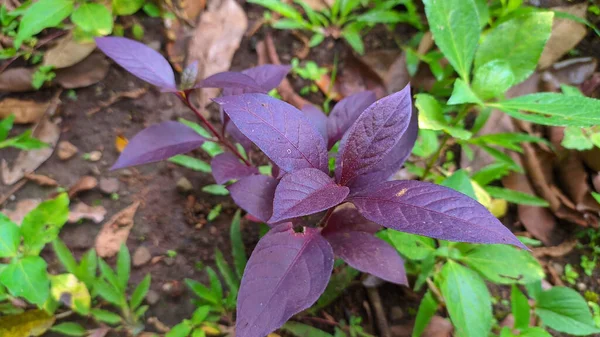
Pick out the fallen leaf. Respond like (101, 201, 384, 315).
(335, 52, 386, 99)
(43, 33, 97, 69)
(1, 199, 41, 224)
(541, 57, 598, 89)
(85, 87, 148, 115)
(54, 53, 110, 89)
(532, 239, 577, 258)
(386, 52, 411, 94)
(555, 152, 600, 213)
(538, 3, 588, 69)
(581, 72, 600, 98)
(1, 116, 60, 185)
(187, 0, 247, 109)
(0, 309, 55, 337)
(67, 176, 98, 198)
(0, 98, 51, 124)
(95, 201, 140, 257)
(68, 202, 107, 224)
(360, 49, 403, 92)
(88, 328, 110, 337)
(57, 140, 78, 160)
(165, 18, 187, 72)
(115, 135, 128, 153)
(25, 173, 58, 186)
(0, 67, 35, 92)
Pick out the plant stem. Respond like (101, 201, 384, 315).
(318, 207, 336, 228)
(180, 94, 251, 166)
(421, 105, 472, 179)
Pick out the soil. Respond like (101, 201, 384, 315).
(1, 1, 599, 337)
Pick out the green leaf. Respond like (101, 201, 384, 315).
(214, 249, 238, 297)
(248, 0, 304, 21)
(0, 129, 48, 150)
(166, 320, 193, 337)
(511, 285, 530, 330)
(207, 204, 221, 222)
(0, 256, 49, 305)
(131, 23, 144, 40)
(494, 93, 600, 127)
(112, 0, 144, 15)
(415, 94, 472, 140)
(206, 266, 223, 301)
(342, 24, 364, 55)
(93, 279, 124, 307)
(49, 274, 91, 315)
(98, 259, 120, 291)
(310, 265, 359, 313)
(412, 129, 439, 158)
(472, 60, 515, 100)
(480, 145, 523, 173)
(0, 115, 14, 141)
(475, 12, 553, 85)
(185, 279, 220, 306)
(448, 79, 482, 105)
(536, 287, 600, 335)
(383, 230, 436, 260)
(142, 3, 161, 17)
(423, 0, 480, 81)
(21, 193, 69, 256)
(116, 244, 130, 291)
(77, 249, 97, 288)
(592, 192, 600, 205)
(90, 308, 122, 324)
(50, 322, 86, 336)
(441, 169, 476, 199)
(282, 322, 334, 337)
(15, 0, 74, 48)
(192, 328, 207, 337)
(469, 132, 549, 153)
(472, 163, 511, 186)
(412, 291, 438, 337)
(438, 261, 492, 337)
(484, 186, 549, 207)
(273, 19, 308, 30)
(473, 0, 489, 27)
(0, 215, 20, 258)
(230, 210, 247, 280)
(520, 327, 553, 337)
(356, 10, 413, 24)
(201, 184, 229, 195)
(130, 274, 150, 310)
(463, 245, 544, 284)
(168, 155, 212, 173)
(309, 33, 325, 48)
(562, 127, 593, 150)
(191, 305, 211, 325)
(71, 3, 113, 36)
(52, 239, 78, 276)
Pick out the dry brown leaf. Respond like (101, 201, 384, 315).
(57, 140, 78, 160)
(95, 201, 140, 257)
(68, 202, 107, 224)
(538, 3, 588, 69)
(581, 72, 600, 98)
(25, 173, 58, 186)
(1, 116, 60, 185)
(335, 52, 387, 99)
(86, 87, 148, 115)
(187, 0, 247, 109)
(181, 0, 206, 21)
(541, 57, 598, 90)
(88, 327, 111, 337)
(556, 152, 600, 213)
(422, 316, 453, 337)
(0, 98, 51, 124)
(54, 53, 110, 89)
(533, 239, 577, 258)
(43, 34, 96, 69)
(1, 199, 41, 224)
(67, 176, 98, 198)
(0, 67, 35, 92)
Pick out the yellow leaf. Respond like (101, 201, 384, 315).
(50, 274, 91, 315)
(267, 334, 282, 337)
(115, 135, 128, 153)
(489, 198, 508, 218)
(471, 181, 492, 209)
(201, 325, 221, 335)
(0, 309, 55, 337)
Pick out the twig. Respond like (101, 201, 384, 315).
(290, 30, 310, 59)
(86, 88, 149, 115)
(365, 287, 391, 337)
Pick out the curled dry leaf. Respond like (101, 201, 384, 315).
(0, 67, 36, 92)
(67, 176, 98, 198)
(1, 199, 41, 224)
(43, 33, 96, 69)
(538, 3, 588, 69)
(68, 202, 107, 224)
(25, 173, 58, 186)
(187, 0, 247, 108)
(0, 98, 51, 124)
(532, 239, 577, 258)
(57, 140, 79, 160)
(95, 201, 140, 257)
(1, 116, 60, 185)
(54, 53, 110, 89)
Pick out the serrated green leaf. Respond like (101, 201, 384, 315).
(0, 215, 19, 258)
(536, 287, 600, 335)
(15, 0, 74, 48)
(91, 308, 122, 324)
(50, 322, 87, 336)
(448, 79, 482, 105)
(230, 210, 247, 279)
(463, 245, 544, 284)
(0, 256, 49, 305)
(415, 94, 472, 140)
(472, 60, 515, 99)
(469, 132, 549, 153)
(20, 193, 69, 256)
(112, 0, 144, 15)
(412, 291, 438, 337)
(71, 3, 113, 36)
(511, 285, 530, 330)
(484, 186, 549, 207)
(423, 0, 480, 81)
(116, 244, 130, 291)
(130, 274, 150, 310)
(384, 230, 436, 261)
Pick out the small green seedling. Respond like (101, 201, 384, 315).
(0, 115, 48, 150)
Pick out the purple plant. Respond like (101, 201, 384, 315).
(96, 37, 527, 337)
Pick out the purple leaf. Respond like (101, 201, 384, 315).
(236, 223, 334, 337)
(197, 71, 266, 92)
(322, 207, 380, 236)
(243, 64, 291, 91)
(324, 231, 407, 285)
(326, 91, 377, 148)
(348, 107, 418, 191)
(215, 93, 329, 173)
(227, 174, 278, 223)
(270, 168, 349, 223)
(95, 37, 176, 91)
(301, 104, 328, 142)
(211, 153, 259, 184)
(349, 180, 528, 249)
(335, 85, 412, 186)
(112, 121, 205, 170)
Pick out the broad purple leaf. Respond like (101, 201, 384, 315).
(227, 174, 278, 223)
(301, 104, 328, 142)
(324, 231, 407, 285)
(322, 207, 380, 236)
(348, 107, 418, 191)
(95, 37, 176, 91)
(326, 91, 377, 148)
(335, 85, 412, 186)
(236, 223, 334, 337)
(112, 121, 205, 169)
(215, 93, 329, 173)
(244, 64, 291, 91)
(211, 153, 259, 184)
(349, 180, 528, 249)
(270, 168, 349, 223)
(197, 71, 266, 92)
